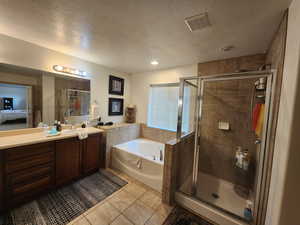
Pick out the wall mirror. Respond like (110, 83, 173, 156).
(0, 63, 90, 131)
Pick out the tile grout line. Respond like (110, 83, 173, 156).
(82, 214, 92, 225)
(143, 199, 165, 225)
(83, 171, 134, 225)
(76, 173, 130, 224)
(84, 170, 164, 225)
(120, 193, 159, 225)
(119, 195, 144, 225)
(83, 182, 129, 217)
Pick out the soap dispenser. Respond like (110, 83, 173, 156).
(56, 121, 62, 132)
(235, 146, 243, 169)
(244, 200, 253, 222)
(242, 149, 250, 171)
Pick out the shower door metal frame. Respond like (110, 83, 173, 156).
(176, 70, 277, 225)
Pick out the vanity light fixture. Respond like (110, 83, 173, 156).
(53, 65, 88, 77)
(151, 60, 159, 65)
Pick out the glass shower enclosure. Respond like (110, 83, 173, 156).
(176, 71, 276, 225)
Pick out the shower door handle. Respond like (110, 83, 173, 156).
(255, 139, 261, 145)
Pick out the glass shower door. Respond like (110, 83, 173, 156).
(196, 77, 263, 221)
(176, 78, 198, 196)
(177, 71, 274, 224)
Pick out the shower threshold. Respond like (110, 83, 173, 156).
(175, 192, 248, 225)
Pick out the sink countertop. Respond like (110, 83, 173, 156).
(0, 127, 104, 150)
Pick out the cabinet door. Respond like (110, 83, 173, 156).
(0, 152, 4, 211)
(55, 138, 81, 186)
(83, 134, 100, 174)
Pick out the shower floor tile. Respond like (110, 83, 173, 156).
(196, 172, 249, 219)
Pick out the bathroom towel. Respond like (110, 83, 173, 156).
(255, 104, 265, 137)
(78, 129, 88, 140)
(252, 103, 262, 131)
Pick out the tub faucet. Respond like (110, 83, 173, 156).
(160, 150, 163, 161)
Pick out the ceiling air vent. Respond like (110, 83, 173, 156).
(185, 12, 211, 32)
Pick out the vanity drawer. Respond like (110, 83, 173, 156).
(11, 175, 52, 197)
(7, 163, 54, 186)
(5, 142, 54, 161)
(7, 174, 54, 207)
(5, 151, 54, 174)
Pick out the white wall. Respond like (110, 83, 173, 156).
(0, 34, 130, 123)
(266, 0, 300, 224)
(42, 74, 55, 125)
(91, 66, 130, 123)
(0, 85, 27, 110)
(130, 64, 197, 124)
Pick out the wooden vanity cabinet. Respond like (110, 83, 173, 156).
(3, 142, 55, 208)
(0, 152, 4, 211)
(82, 133, 101, 174)
(55, 137, 81, 186)
(0, 132, 102, 210)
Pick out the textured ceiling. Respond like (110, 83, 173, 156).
(0, 0, 291, 73)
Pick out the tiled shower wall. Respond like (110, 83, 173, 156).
(162, 133, 195, 204)
(199, 79, 258, 188)
(198, 54, 266, 188)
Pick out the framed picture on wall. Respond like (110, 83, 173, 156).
(3, 97, 13, 110)
(108, 98, 124, 116)
(109, 75, 124, 96)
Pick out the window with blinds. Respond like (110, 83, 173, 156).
(147, 84, 190, 132)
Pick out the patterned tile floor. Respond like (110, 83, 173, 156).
(67, 169, 174, 225)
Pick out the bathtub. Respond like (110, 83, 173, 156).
(111, 138, 165, 192)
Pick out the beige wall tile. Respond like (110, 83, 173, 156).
(197, 55, 266, 188)
(140, 124, 176, 143)
(103, 124, 141, 167)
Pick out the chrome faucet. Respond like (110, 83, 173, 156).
(160, 149, 163, 161)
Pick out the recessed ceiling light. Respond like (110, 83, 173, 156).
(151, 60, 159, 65)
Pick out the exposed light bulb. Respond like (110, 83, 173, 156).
(151, 60, 159, 65)
(53, 65, 88, 77)
(53, 65, 63, 71)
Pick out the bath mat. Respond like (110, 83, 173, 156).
(163, 207, 213, 225)
(0, 170, 127, 225)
